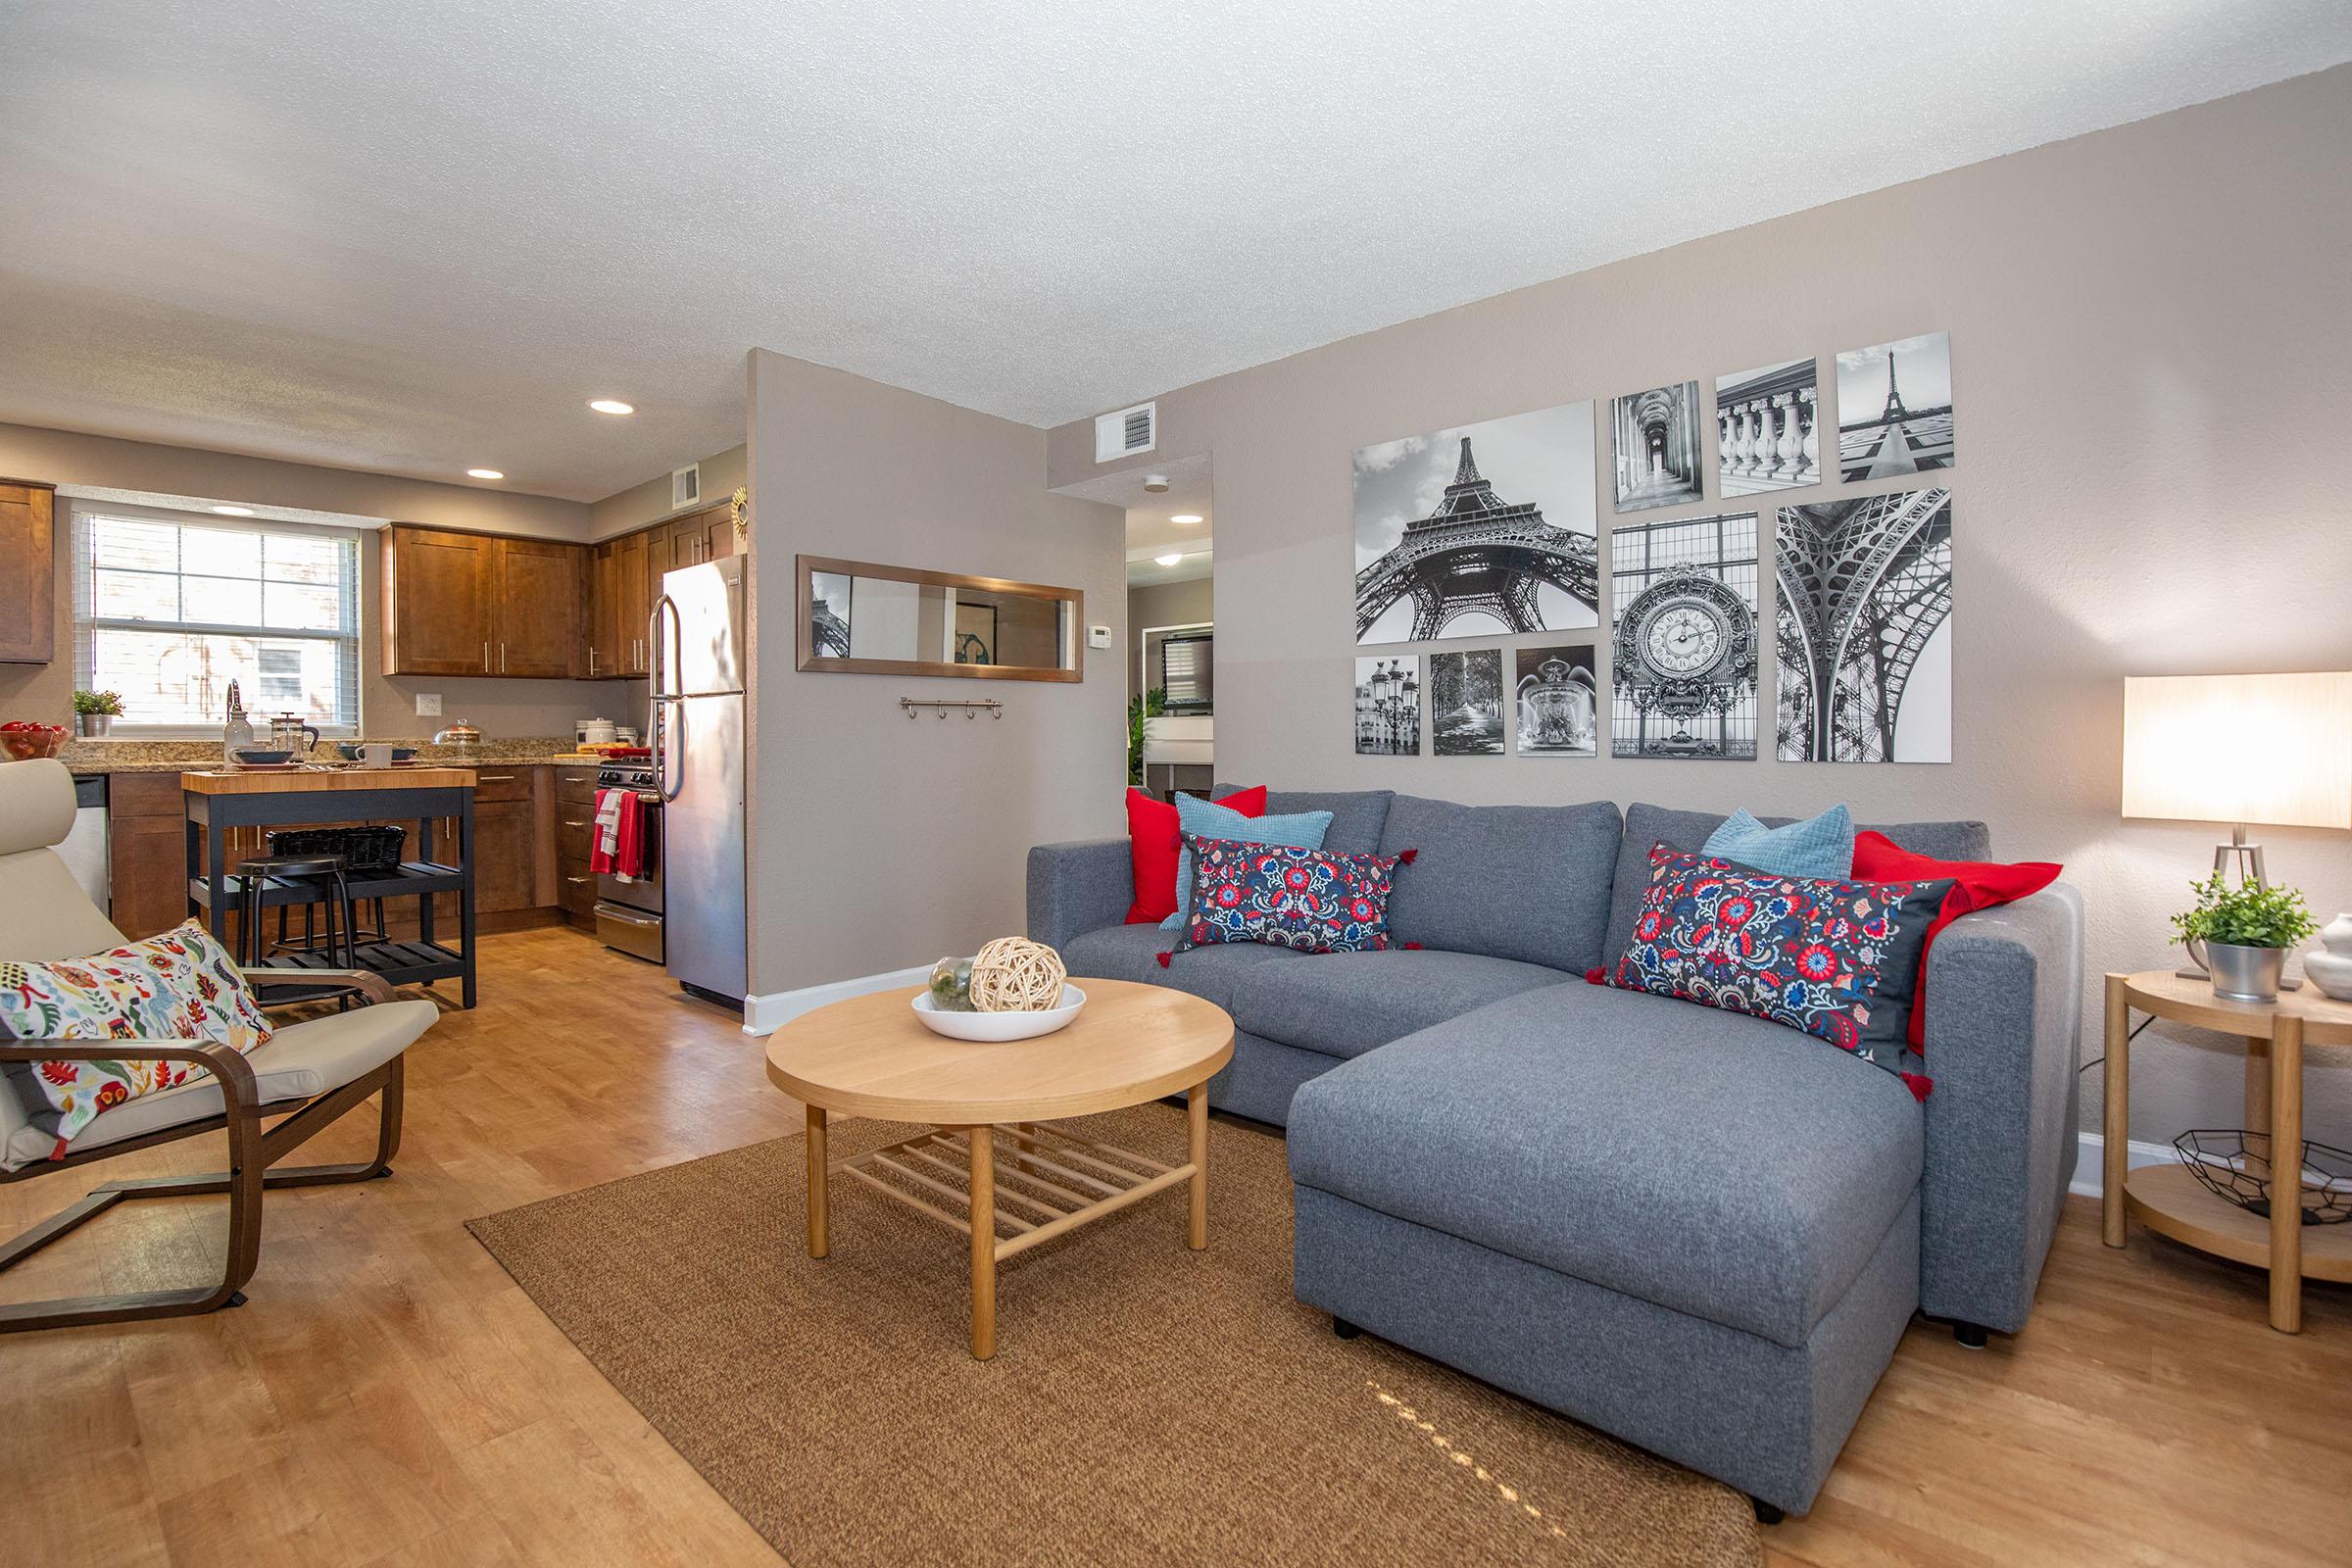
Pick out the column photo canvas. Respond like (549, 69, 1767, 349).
(1836, 332, 1954, 481)
(1429, 649, 1506, 756)
(1514, 645, 1598, 757)
(1609, 513, 1760, 760)
(1611, 379, 1705, 513)
(1354, 655, 1422, 756)
(1775, 487, 1953, 763)
(1352, 402, 1598, 646)
(1715, 358, 1821, 496)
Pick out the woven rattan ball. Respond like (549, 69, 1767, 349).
(968, 936, 1068, 1013)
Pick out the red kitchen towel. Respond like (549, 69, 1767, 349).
(589, 788, 647, 879)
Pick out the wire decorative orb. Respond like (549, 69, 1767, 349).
(967, 937, 1068, 1014)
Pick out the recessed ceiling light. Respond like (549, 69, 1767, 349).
(466, 468, 505, 480)
(588, 399, 635, 416)
(1154, 553, 1184, 567)
(211, 505, 255, 516)
(1170, 514, 1202, 524)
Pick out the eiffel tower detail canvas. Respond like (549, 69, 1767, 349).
(1352, 402, 1599, 646)
(1836, 333, 1955, 482)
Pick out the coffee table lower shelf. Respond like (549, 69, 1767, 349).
(2124, 1162, 2352, 1283)
(803, 1093, 1210, 1360)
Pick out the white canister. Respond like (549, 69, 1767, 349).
(581, 717, 618, 747)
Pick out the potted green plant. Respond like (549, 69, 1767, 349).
(2171, 872, 2319, 1003)
(72, 689, 123, 739)
(1125, 687, 1165, 787)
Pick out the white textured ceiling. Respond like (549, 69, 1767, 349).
(2, 2, 2346, 502)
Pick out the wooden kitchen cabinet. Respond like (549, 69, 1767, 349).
(106, 772, 191, 940)
(490, 538, 586, 677)
(382, 525, 587, 678)
(0, 479, 57, 664)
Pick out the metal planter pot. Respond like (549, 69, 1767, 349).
(2204, 941, 2286, 1004)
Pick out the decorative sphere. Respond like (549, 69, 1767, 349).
(967, 937, 1068, 1013)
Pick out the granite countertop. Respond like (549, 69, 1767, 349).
(61, 737, 611, 775)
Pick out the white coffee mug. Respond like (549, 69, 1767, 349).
(362, 743, 394, 767)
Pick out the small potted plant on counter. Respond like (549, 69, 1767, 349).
(73, 689, 123, 739)
(2172, 871, 2319, 1004)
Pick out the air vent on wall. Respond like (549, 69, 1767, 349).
(672, 463, 701, 510)
(1096, 402, 1156, 463)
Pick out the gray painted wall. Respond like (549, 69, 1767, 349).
(1045, 67, 2352, 1147)
(589, 443, 747, 539)
(745, 350, 1125, 998)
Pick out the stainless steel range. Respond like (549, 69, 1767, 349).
(592, 758, 664, 963)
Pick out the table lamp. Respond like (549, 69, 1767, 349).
(2121, 670, 2352, 888)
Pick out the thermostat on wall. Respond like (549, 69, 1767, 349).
(1088, 625, 1113, 650)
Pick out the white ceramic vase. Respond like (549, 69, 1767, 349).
(2307, 911, 2352, 1002)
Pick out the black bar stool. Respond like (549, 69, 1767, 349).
(233, 853, 360, 989)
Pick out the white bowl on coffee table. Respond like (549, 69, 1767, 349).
(911, 983, 1086, 1042)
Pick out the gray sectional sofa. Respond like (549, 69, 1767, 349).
(1028, 787, 2082, 1517)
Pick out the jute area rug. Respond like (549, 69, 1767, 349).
(467, 1104, 1759, 1568)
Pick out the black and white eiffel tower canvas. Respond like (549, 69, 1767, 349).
(1352, 403, 1598, 647)
(1835, 334, 1954, 483)
(1774, 487, 1954, 763)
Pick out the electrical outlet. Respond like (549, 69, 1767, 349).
(415, 692, 442, 717)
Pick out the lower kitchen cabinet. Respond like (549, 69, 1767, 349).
(107, 772, 192, 940)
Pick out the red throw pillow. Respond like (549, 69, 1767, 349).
(1124, 786, 1266, 924)
(1850, 831, 2061, 1049)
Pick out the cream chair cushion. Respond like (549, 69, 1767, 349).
(1, 998, 436, 1173)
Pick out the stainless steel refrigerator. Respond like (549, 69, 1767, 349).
(649, 555, 748, 1005)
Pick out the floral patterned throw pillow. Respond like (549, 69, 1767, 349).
(1165, 837, 1415, 958)
(1607, 847, 1951, 1094)
(0, 922, 272, 1158)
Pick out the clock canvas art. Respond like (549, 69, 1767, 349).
(1775, 487, 1953, 763)
(1610, 514, 1762, 760)
(1515, 645, 1598, 757)
(1429, 649, 1506, 757)
(1352, 403, 1598, 646)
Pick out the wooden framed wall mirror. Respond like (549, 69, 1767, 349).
(797, 556, 1084, 682)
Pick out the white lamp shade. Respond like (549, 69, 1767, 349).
(2121, 672, 2352, 829)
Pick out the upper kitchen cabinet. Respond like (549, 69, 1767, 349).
(0, 479, 57, 663)
(382, 524, 587, 677)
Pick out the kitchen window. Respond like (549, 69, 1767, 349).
(1159, 631, 1213, 714)
(73, 503, 363, 737)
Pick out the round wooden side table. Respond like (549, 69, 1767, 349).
(2102, 970, 2352, 1332)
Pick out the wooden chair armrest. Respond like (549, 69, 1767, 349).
(0, 1038, 261, 1107)
(241, 967, 397, 1006)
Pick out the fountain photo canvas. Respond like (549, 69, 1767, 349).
(1514, 645, 1598, 757)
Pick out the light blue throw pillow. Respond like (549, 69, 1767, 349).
(1701, 805, 1856, 880)
(1160, 794, 1335, 929)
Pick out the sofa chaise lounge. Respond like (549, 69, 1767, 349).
(1028, 787, 2082, 1516)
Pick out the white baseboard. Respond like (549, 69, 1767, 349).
(741, 965, 932, 1036)
(2068, 1130, 2179, 1199)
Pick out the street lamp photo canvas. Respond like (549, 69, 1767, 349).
(1775, 487, 1953, 763)
(1429, 649, 1506, 756)
(1515, 645, 1598, 757)
(1352, 402, 1598, 646)
(1354, 655, 1422, 756)
(1837, 333, 1954, 482)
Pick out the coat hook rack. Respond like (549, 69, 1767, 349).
(901, 697, 1004, 720)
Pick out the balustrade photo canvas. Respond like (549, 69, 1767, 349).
(1352, 403, 1598, 646)
(1715, 358, 1821, 496)
(1611, 379, 1705, 513)
(1775, 487, 1954, 763)
(1514, 645, 1598, 757)
(1609, 513, 1761, 760)
(1429, 649, 1506, 756)
(1354, 655, 1422, 756)
(1837, 333, 1954, 481)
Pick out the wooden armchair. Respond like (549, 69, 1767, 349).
(0, 759, 438, 1332)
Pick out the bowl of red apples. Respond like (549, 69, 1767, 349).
(0, 721, 69, 760)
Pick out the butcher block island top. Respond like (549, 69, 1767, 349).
(183, 766, 482, 1008)
(179, 765, 476, 793)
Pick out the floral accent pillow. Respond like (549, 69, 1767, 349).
(1164, 837, 1414, 958)
(1607, 847, 1951, 1092)
(0, 922, 271, 1157)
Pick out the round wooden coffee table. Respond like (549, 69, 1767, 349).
(764, 977, 1235, 1359)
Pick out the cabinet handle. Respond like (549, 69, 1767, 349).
(588, 645, 598, 677)
(500, 642, 507, 673)
(478, 774, 516, 782)
(563, 817, 588, 827)
(565, 875, 592, 885)
(482, 640, 490, 672)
